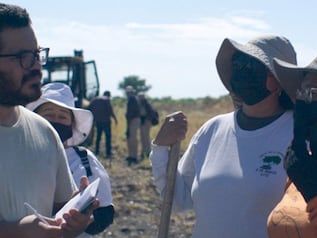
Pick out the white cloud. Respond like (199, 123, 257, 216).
(125, 16, 269, 41)
(32, 14, 272, 98)
(230, 16, 270, 30)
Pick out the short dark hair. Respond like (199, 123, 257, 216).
(0, 3, 31, 32)
(103, 91, 111, 97)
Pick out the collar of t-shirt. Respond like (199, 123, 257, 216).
(236, 109, 285, 131)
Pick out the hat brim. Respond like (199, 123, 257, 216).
(216, 38, 270, 92)
(27, 97, 93, 146)
(273, 58, 317, 101)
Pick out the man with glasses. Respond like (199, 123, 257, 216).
(150, 35, 297, 237)
(0, 3, 97, 238)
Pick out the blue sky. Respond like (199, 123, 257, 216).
(5, 0, 317, 98)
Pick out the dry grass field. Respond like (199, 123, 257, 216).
(89, 95, 234, 237)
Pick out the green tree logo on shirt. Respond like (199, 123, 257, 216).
(256, 153, 282, 177)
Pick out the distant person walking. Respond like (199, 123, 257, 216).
(89, 90, 118, 158)
(125, 86, 141, 165)
(138, 92, 156, 159)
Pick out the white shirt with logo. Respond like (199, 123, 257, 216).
(150, 110, 293, 238)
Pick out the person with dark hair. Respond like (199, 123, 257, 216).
(27, 83, 115, 238)
(268, 57, 317, 238)
(103, 90, 111, 97)
(0, 3, 97, 237)
(150, 35, 297, 237)
(88, 90, 117, 158)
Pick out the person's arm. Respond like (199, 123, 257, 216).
(150, 111, 194, 211)
(267, 183, 317, 238)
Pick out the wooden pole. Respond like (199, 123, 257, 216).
(157, 141, 181, 238)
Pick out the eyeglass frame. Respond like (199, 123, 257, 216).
(0, 47, 50, 70)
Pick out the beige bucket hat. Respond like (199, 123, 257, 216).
(27, 82, 93, 146)
(273, 57, 317, 101)
(216, 35, 297, 92)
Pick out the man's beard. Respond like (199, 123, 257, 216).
(0, 70, 42, 106)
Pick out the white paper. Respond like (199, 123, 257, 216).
(55, 177, 100, 220)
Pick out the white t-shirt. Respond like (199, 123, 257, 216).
(0, 106, 76, 221)
(150, 111, 293, 238)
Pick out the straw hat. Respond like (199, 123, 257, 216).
(27, 83, 93, 146)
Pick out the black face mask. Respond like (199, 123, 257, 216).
(50, 122, 73, 143)
(230, 52, 271, 105)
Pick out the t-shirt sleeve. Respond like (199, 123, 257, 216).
(86, 150, 113, 207)
(54, 138, 77, 203)
(150, 140, 196, 212)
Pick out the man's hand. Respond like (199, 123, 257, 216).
(60, 207, 96, 238)
(153, 111, 187, 146)
(18, 214, 62, 238)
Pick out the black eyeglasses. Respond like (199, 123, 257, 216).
(0, 47, 49, 70)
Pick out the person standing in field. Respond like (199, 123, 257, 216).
(0, 3, 97, 237)
(89, 90, 118, 158)
(125, 85, 141, 165)
(150, 35, 297, 237)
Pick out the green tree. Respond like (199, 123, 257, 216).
(118, 75, 151, 94)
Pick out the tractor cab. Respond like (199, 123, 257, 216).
(42, 50, 99, 108)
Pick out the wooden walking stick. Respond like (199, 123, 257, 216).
(158, 141, 181, 238)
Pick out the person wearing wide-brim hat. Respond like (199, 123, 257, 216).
(27, 83, 114, 237)
(268, 57, 317, 238)
(27, 83, 94, 147)
(149, 35, 297, 237)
